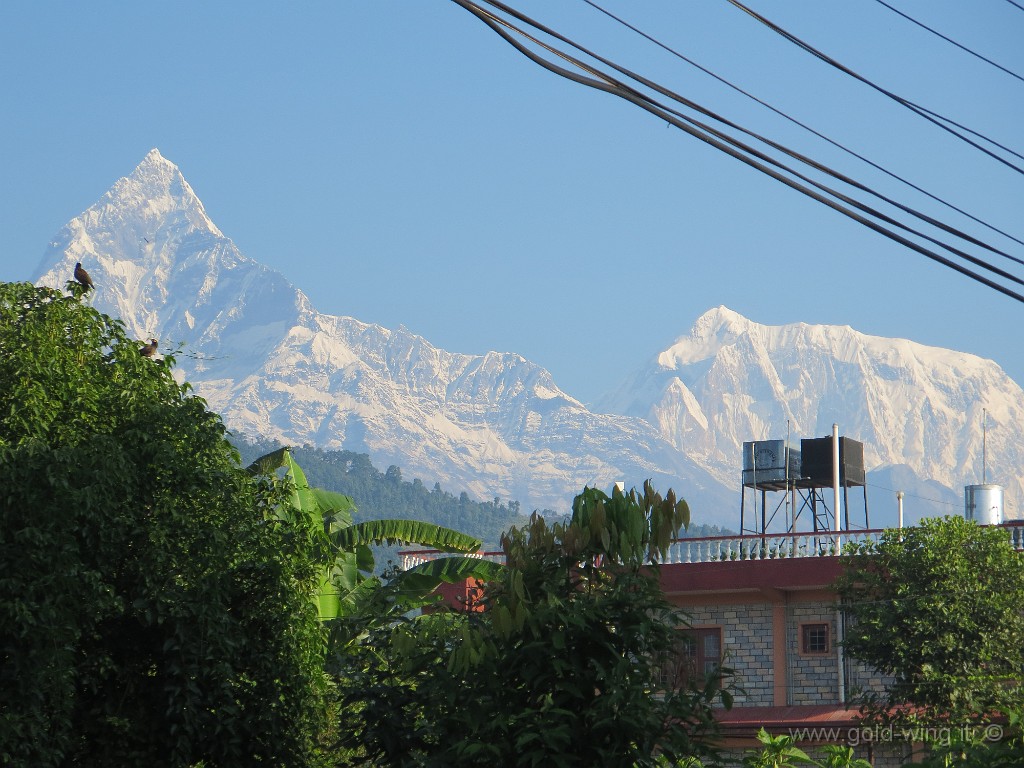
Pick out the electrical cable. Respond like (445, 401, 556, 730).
(724, 0, 1024, 174)
(1006, 0, 1024, 11)
(579, 0, 1024, 250)
(871, 0, 1024, 84)
(539, 26, 1024, 279)
(450, 0, 1024, 302)
(573, 0, 1024, 266)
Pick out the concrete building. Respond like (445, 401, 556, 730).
(408, 521, 1024, 766)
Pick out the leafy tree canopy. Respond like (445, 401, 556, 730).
(834, 516, 1024, 725)
(0, 282, 332, 767)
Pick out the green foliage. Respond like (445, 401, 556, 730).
(247, 445, 357, 619)
(336, 483, 727, 767)
(568, 480, 690, 565)
(0, 283, 333, 767)
(742, 729, 813, 767)
(814, 746, 871, 768)
(915, 707, 1023, 767)
(330, 577, 463, 765)
(834, 516, 1024, 725)
(740, 729, 871, 768)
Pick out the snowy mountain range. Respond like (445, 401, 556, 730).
(33, 150, 1024, 527)
(599, 307, 1024, 524)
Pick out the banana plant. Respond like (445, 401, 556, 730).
(247, 447, 502, 619)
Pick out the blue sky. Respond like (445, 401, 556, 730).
(2, 1, 1022, 405)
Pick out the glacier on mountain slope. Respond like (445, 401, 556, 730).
(33, 149, 1023, 527)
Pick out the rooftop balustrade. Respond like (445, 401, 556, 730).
(398, 520, 1024, 572)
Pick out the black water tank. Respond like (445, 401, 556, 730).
(799, 436, 865, 487)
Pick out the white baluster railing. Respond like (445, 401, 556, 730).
(398, 522, 1024, 570)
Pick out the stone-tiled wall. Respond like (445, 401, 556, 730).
(677, 595, 903, 766)
(787, 603, 839, 705)
(683, 603, 774, 707)
(683, 598, 891, 708)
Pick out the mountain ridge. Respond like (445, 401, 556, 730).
(36, 150, 735, 523)
(33, 150, 1024, 526)
(599, 304, 1024, 520)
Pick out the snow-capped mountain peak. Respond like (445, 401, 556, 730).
(33, 151, 728, 520)
(31, 151, 1024, 525)
(602, 307, 1024, 521)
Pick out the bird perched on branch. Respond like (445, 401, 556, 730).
(140, 338, 159, 358)
(73, 262, 94, 291)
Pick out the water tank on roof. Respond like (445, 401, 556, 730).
(965, 484, 1003, 525)
(799, 436, 865, 487)
(742, 439, 800, 488)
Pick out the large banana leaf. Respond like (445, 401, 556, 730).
(329, 520, 484, 615)
(248, 448, 357, 618)
(246, 447, 355, 531)
(247, 448, 496, 620)
(392, 555, 504, 602)
(332, 519, 481, 553)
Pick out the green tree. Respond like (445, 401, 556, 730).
(834, 516, 1024, 726)
(916, 707, 1023, 767)
(444, 483, 727, 767)
(340, 482, 729, 767)
(742, 729, 814, 768)
(247, 447, 503, 767)
(0, 282, 332, 767)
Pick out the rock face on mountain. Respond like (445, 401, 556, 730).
(34, 150, 1023, 527)
(598, 306, 1024, 523)
(34, 150, 734, 523)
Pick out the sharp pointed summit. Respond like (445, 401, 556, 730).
(33, 152, 725, 520)
(35, 150, 302, 374)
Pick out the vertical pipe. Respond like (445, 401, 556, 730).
(785, 420, 792, 532)
(832, 424, 846, 703)
(832, 424, 841, 545)
(836, 607, 846, 704)
(983, 407, 988, 484)
(751, 442, 758, 534)
(897, 491, 904, 530)
(740, 484, 746, 537)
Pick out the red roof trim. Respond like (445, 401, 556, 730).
(716, 704, 860, 731)
(659, 557, 844, 594)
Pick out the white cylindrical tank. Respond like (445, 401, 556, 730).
(965, 484, 1004, 525)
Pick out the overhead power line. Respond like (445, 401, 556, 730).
(580, 0, 1024, 251)
(871, 0, 1024, 85)
(724, 0, 1024, 175)
(533, 2, 1024, 275)
(447, 0, 1024, 304)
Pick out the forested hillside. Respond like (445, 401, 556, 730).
(233, 438, 732, 549)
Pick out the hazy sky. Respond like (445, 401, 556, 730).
(2, 1, 1022, 406)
